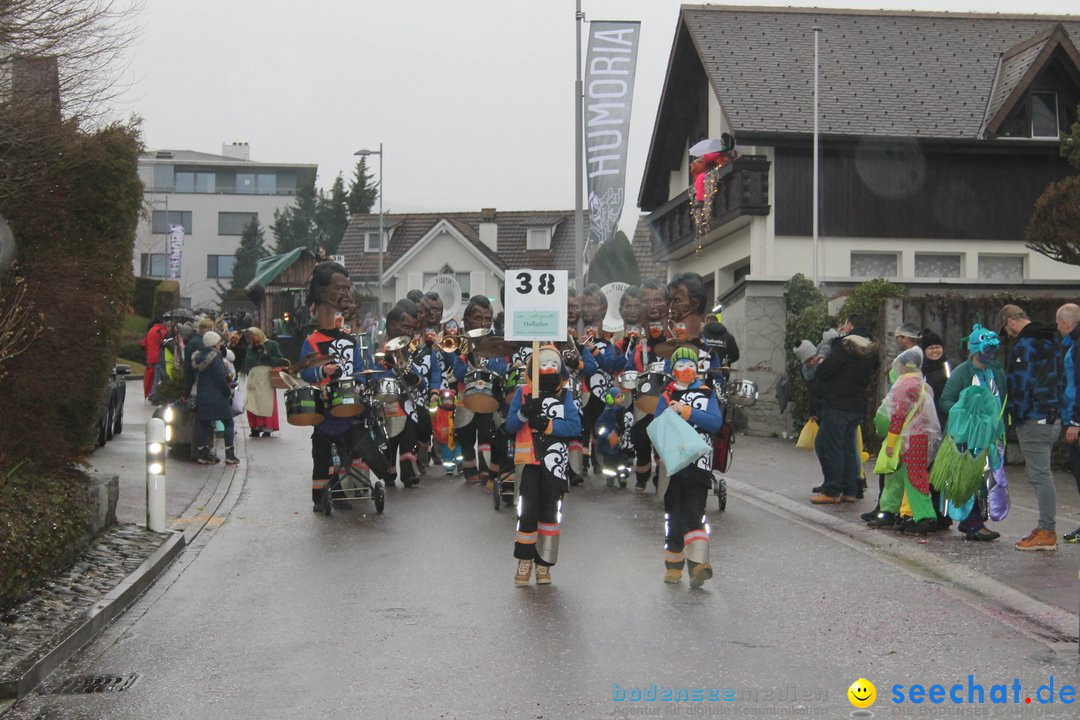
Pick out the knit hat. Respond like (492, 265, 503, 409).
(534, 344, 561, 372)
(202, 331, 222, 348)
(918, 328, 943, 350)
(966, 323, 999, 353)
(794, 339, 816, 363)
(891, 322, 920, 340)
(671, 346, 698, 365)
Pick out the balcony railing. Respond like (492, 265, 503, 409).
(648, 154, 771, 259)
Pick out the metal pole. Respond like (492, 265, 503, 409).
(145, 417, 167, 532)
(812, 26, 821, 287)
(574, 0, 585, 291)
(377, 142, 384, 314)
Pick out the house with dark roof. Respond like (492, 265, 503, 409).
(639, 5, 1080, 433)
(338, 209, 579, 315)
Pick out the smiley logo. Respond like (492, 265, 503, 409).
(848, 678, 876, 709)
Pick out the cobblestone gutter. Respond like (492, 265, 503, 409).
(0, 524, 179, 699)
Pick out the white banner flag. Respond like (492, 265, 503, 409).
(168, 224, 184, 279)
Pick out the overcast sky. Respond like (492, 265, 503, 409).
(108, 0, 1079, 236)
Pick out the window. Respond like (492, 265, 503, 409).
(526, 227, 551, 251)
(364, 231, 386, 253)
(256, 173, 277, 194)
(422, 267, 471, 301)
(218, 211, 258, 236)
(207, 255, 236, 279)
(978, 255, 1024, 281)
(140, 253, 167, 277)
(236, 173, 256, 194)
(174, 171, 215, 193)
(1031, 91, 1059, 139)
(850, 252, 898, 279)
(914, 253, 961, 278)
(151, 210, 192, 234)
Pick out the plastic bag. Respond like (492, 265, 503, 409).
(988, 463, 1009, 521)
(795, 419, 818, 450)
(230, 381, 245, 417)
(647, 408, 710, 475)
(873, 444, 900, 475)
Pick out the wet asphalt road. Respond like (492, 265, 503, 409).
(9, 421, 1080, 719)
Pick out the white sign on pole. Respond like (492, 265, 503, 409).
(503, 269, 568, 342)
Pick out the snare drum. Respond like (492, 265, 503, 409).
(327, 377, 365, 417)
(606, 370, 638, 408)
(729, 378, 758, 407)
(463, 368, 503, 413)
(376, 377, 402, 403)
(634, 371, 672, 413)
(285, 386, 324, 426)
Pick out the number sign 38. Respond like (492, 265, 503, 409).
(504, 269, 568, 342)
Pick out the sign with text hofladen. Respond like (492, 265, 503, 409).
(503, 269, 568, 342)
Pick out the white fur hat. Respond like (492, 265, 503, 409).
(794, 340, 816, 363)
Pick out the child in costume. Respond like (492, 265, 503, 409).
(867, 347, 941, 535)
(505, 345, 582, 586)
(654, 346, 723, 587)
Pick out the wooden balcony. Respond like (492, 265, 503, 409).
(647, 154, 771, 260)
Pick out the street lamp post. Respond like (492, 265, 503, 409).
(354, 144, 383, 312)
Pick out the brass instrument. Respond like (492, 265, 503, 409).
(440, 334, 461, 353)
(383, 335, 412, 369)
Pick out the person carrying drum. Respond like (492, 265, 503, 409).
(579, 284, 618, 478)
(655, 346, 723, 587)
(447, 295, 507, 487)
(411, 299, 444, 475)
(629, 278, 672, 492)
(375, 300, 426, 488)
(298, 261, 381, 510)
(505, 345, 581, 586)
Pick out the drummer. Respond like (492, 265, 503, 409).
(629, 277, 672, 492)
(413, 294, 446, 474)
(446, 295, 507, 488)
(613, 286, 643, 364)
(375, 300, 426, 488)
(298, 261, 380, 511)
(580, 284, 618, 477)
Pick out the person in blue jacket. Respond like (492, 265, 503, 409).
(191, 330, 238, 465)
(505, 345, 581, 586)
(654, 345, 723, 588)
(1057, 303, 1080, 542)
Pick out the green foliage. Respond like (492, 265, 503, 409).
(0, 119, 143, 469)
(273, 172, 354, 256)
(783, 274, 832, 427)
(133, 277, 159, 318)
(0, 462, 95, 610)
(1061, 102, 1080, 170)
(838, 278, 905, 334)
(231, 217, 269, 290)
(152, 279, 180, 319)
(317, 174, 350, 255)
(586, 231, 641, 287)
(1025, 175, 1080, 267)
(347, 156, 378, 214)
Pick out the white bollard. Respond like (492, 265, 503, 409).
(146, 417, 167, 532)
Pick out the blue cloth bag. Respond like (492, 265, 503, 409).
(646, 407, 710, 475)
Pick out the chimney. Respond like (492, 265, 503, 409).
(478, 208, 497, 252)
(222, 142, 250, 161)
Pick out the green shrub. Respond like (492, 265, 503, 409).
(783, 274, 831, 427)
(133, 276, 160, 317)
(152, 280, 180, 319)
(0, 463, 95, 610)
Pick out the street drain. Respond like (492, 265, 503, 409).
(40, 673, 138, 695)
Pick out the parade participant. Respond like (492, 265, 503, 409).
(1056, 304, 1080, 542)
(936, 324, 1006, 541)
(505, 345, 581, 586)
(654, 346, 722, 587)
(811, 314, 880, 504)
(614, 286, 643, 359)
(298, 261, 380, 509)
(1001, 304, 1063, 551)
(191, 331, 239, 465)
(242, 327, 285, 438)
(141, 317, 167, 400)
(866, 348, 941, 535)
(580, 284, 617, 476)
(377, 300, 425, 488)
(413, 296, 445, 472)
(630, 278, 671, 492)
(448, 295, 506, 486)
(919, 328, 953, 530)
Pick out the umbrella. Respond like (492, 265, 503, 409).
(689, 138, 727, 156)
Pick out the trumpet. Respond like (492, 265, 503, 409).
(560, 332, 583, 370)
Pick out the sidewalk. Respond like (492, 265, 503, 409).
(725, 433, 1080, 618)
(0, 383, 247, 704)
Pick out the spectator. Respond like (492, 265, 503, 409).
(810, 313, 880, 504)
(191, 331, 239, 465)
(1056, 303, 1080, 543)
(141, 317, 167, 400)
(1001, 304, 1062, 551)
(919, 328, 952, 530)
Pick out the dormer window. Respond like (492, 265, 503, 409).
(364, 230, 387, 253)
(1031, 91, 1059, 139)
(526, 227, 551, 251)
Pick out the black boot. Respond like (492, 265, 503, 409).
(866, 511, 896, 528)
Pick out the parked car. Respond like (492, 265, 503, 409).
(96, 363, 131, 447)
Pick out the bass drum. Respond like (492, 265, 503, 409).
(285, 386, 324, 426)
(463, 368, 503, 413)
(634, 371, 672, 414)
(327, 377, 365, 418)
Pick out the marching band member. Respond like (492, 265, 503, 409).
(655, 346, 722, 587)
(565, 289, 594, 485)
(448, 295, 506, 487)
(299, 261, 380, 510)
(412, 296, 445, 474)
(580, 284, 617, 477)
(505, 345, 581, 586)
(630, 278, 671, 491)
(614, 286, 643, 363)
(377, 301, 425, 488)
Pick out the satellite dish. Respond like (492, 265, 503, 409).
(0, 216, 16, 274)
(423, 274, 462, 324)
(600, 281, 629, 333)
